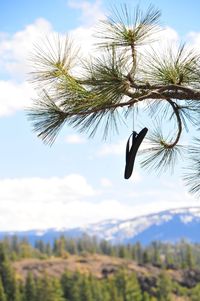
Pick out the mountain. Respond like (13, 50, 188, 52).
(2, 207, 200, 245)
(78, 207, 200, 245)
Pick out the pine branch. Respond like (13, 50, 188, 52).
(140, 123, 185, 174)
(27, 91, 68, 145)
(26, 4, 200, 196)
(96, 5, 161, 48)
(183, 138, 200, 197)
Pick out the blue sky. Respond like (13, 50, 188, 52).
(0, 0, 200, 231)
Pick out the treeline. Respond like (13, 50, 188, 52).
(1, 234, 200, 270)
(0, 237, 200, 300)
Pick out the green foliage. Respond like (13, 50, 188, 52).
(157, 271, 172, 301)
(140, 123, 184, 174)
(142, 292, 151, 301)
(0, 278, 6, 301)
(27, 3, 200, 195)
(0, 235, 200, 270)
(79, 276, 93, 301)
(143, 44, 200, 86)
(24, 272, 36, 301)
(96, 5, 161, 49)
(0, 261, 17, 301)
(35, 274, 64, 301)
(183, 137, 200, 197)
(190, 283, 200, 301)
(115, 269, 142, 301)
(0, 236, 199, 300)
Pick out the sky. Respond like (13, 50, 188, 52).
(0, 0, 200, 231)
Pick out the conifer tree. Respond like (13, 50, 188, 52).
(157, 271, 172, 301)
(143, 292, 150, 301)
(61, 271, 81, 301)
(127, 272, 142, 301)
(150, 297, 158, 301)
(0, 277, 7, 301)
(80, 276, 93, 301)
(115, 269, 142, 301)
(35, 240, 46, 254)
(13, 281, 21, 301)
(151, 241, 162, 267)
(11, 236, 20, 258)
(108, 277, 122, 301)
(143, 250, 150, 265)
(165, 249, 175, 269)
(51, 278, 64, 301)
(185, 244, 195, 269)
(35, 274, 64, 301)
(0, 260, 16, 301)
(0, 244, 7, 263)
(135, 242, 143, 264)
(190, 283, 200, 301)
(24, 272, 36, 301)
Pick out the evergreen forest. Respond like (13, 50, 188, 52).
(0, 235, 199, 300)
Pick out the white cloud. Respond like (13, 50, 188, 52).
(0, 195, 197, 232)
(0, 18, 53, 80)
(139, 26, 180, 55)
(100, 178, 112, 187)
(67, 0, 105, 27)
(97, 137, 150, 158)
(65, 134, 86, 144)
(62, 199, 138, 226)
(186, 31, 200, 50)
(0, 173, 197, 231)
(62, 196, 199, 229)
(0, 174, 145, 231)
(0, 174, 96, 204)
(0, 18, 57, 116)
(128, 171, 141, 183)
(69, 26, 97, 60)
(65, 0, 106, 72)
(98, 139, 126, 156)
(155, 26, 179, 46)
(0, 80, 35, 116)
(0, 174, 97, 231)
(0, 200, 133, 231)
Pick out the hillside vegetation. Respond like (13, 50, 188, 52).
(0, 235, 200, 300)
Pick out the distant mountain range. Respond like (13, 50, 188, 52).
(2, 207, 200, 245)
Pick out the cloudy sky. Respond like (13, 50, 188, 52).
(0, 0, 200, 231)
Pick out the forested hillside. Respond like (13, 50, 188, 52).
(0, 235, 200, 300)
